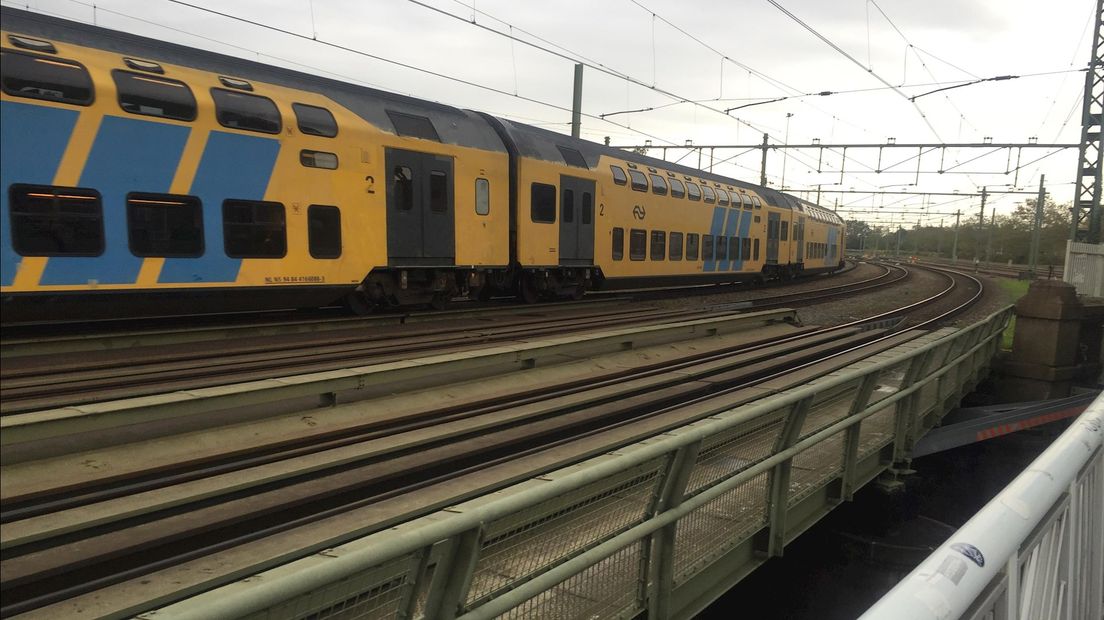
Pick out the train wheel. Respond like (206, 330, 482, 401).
(344, 291, 373, 316)
(570, 284, 586, 301)
(429, 291, 451, 311)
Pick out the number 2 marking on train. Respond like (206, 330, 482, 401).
(365, 176, 375, 194)
(599, 203, 605, 216)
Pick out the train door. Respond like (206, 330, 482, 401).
(766, 212, 780, 264)
(385, 148, 455, 265)
(796, 216, 805, 263)
(559, 174, 595, 265)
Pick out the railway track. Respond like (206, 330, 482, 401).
(0, 262, 982, 618)
(0, 263, 903, 415)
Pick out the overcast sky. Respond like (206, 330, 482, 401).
(6, 0, 1097, 229)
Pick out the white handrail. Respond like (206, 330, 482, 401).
(862, 393, 1104, 620)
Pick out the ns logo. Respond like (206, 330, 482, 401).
(632, 205, 647, 220)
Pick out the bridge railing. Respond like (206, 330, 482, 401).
(862, 393, 1104, 620)
(146, 307, 1013, 620)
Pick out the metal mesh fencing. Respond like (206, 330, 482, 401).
(684, 410, 786, 494)
(466, 459, 664, 608)
(857, 404, 897, 459)
(492, 541, 646, 620)
(867, 359, 913, 406)
(672, 470, 771, 583)
(244, 554, 419, 620)
(798, 379, 861, 439)
(788, 430, 847, 504)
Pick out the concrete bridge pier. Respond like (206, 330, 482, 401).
(1000, 280, 1086, 400)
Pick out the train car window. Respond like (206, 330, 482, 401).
(612, 227, 624, 260)
(222, 199, 286, 258)
(686, 182, 701, 201)
(123, 58, 165, 74)
(308, 205, 342, 259)
(701, 234, 714, 260)
(741, 194, 754, 210)
(716, 189, 729, 206)
(629, 228, 646, 260)
(715, 236, 727, 260)
(752, 196, 762, 209)
(386, 110, 440, 141)
(475, 178, 490, 215)
(557, 146, 588, 169)
(393, 166, 414, 211)
(1, 51, 93, 106)
(611, 165, 628, 186)
(755, 215, 761, 223)
(669, 232, 683, 261)
(628, 170, 648, 192)
(531, 183, 556, 223)
(211, 88, 281, 134)
(218, 76, 254, 91)
(742, 237, 751, 260)
(728, 237, 739, 260)
(562, 188, 575, 223)
(650, 230, 666, 260)
(300, 150, 339, 169)
(8, 35, 57, 54)
(669, 179, 686, 199)
(127, 192, 203, 257)
(114, 70, 196, 120)
(754, 238, 760, 260)
(649, 174, 668, 196)
(429, 171, 448, 213)
(701, 186, 716, 204)
(582, 192, 593, 224)
(685, 233, 699, 260)
(9, 184, 103, 256)
(292, 103, 338, 137)
(781, 221, 789, 241)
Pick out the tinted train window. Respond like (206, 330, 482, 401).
(742, 237, 751, 260)
(308, 205, 341, 258)
(1, 51, 93, 106)
(781, 221, 789, 241)
(127, 192, 203, 257)
(701, 234, 713, 260)
(387, 110, 440, 141)
(669, 232, 683, 261)
(650, 230, 666, 260)
(716, 189, 729, 206)
(629, 228, 646, 260)
(9, 184, 102, 255)
(686, 233, 699, 260)
(670, 179, 685, 199)
(701, 186, 716, 204)
(715, 236, 727, 260)
(300, 150, 338, 169)
(429, 171, 448, 213)
(754, 238, 760, 260)
(475, 178, 490, 215)
(113, 70, 196, 121)
(612, 227, 624, 261)
(650, 174, 667, 196)
(393, 166, 413, 211)
(558, 146, 588, 169)
(628, 170, 648, 192)
(292, 103, 338, 137)
(582, 192, 592, 224)
(211, 88, 281, 134)
(686, 182, 701, 201)
(611, 166, 628, 185)
(729, 237, 739, 261)
(562, 189, 574, 223)
(752, 196, 762, 209)
(222, 199, 286, 258)
(531, 183, 556, 223)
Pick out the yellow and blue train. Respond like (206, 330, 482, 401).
(0, 7, 843, 322)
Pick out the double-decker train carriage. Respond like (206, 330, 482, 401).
(0, 7, 844, 323)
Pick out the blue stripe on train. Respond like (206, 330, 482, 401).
(702, 206, 726, 272)
(0, 101, 79, 286)
(734, 209, 752, 271)
(41, 116, 190, 285)
(159, 131, 280, 283)
(719, 207, 740, 271)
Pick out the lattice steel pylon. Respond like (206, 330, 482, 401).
(1073, 0, 1104, 243)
